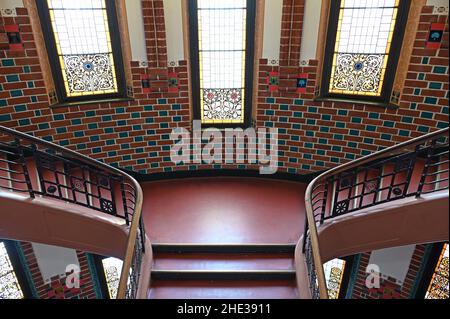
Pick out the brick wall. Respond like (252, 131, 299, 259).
(0, 3, 448, 176)
(19, 242, 99, 299)
(349, 245, 428, 299)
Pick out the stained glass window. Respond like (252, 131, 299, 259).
(0, 242, 24, 299)
(323, 258, 346, 299)
(37, 0, 125, 102)
(190, 0, 255, 125)
(101, 257, 122, 299)
(322, 0, 409, 100)
(425, 243, 449, 299)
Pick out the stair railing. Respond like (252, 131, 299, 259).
(0, 125, 145, 299)
(302, 128, 449, 299)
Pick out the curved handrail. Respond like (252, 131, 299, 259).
(302, 127, 449, 299)
(0, 125, 145, 299)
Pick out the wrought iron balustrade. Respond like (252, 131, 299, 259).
(302, 128, 449, 299)
(0, 125, 145, 299)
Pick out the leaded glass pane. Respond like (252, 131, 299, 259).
(0, 242, 24, 299)
(197, 0, 247, 124)
(47, 0, 118, 97)
(329, 0, 399, 96)
(425, 243, 449, 299)
(323, 258, 346, 299)
(102, 257, 122, 299)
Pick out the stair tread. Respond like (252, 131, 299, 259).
(148, 280, 298, 299)
(153, 253, 294, 271)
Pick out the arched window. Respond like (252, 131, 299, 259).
(0, 241, 24, 299)
(320, 0, 410, 104)
(36, 0, 127, 105)
(425, 243, 449, 299)
(189, 0, 256, 127)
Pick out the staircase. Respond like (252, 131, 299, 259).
(148, 244, 298, 299)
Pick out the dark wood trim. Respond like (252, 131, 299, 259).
(188, 0, 256, 128)
(319, 0, 411, 105)
(413, 242, 447, 299)
(35, 0, 127, 104)
(2, 240, 35, 299)
(91, 254, 113, 299)
(124, 168, 322, 184)
(152, 243, 296, 254)
(338, 255, 355, 299)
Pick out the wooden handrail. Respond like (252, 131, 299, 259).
(303, 127, 449, 299)
(0, 125, 144, 299)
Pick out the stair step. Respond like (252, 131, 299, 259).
(151, 270, 296, 281)
(148, 280, 298, 299)
(153, 253, 294, 271)
(152, 243, 296, 254)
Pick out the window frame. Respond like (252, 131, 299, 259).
(35, 0, 128, 105)
(319, 0, 411, 105)
(188, 0, 256, 128)
(1, 240, 35, 299)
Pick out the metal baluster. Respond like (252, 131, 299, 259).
(120, 178, 130, 225)
(417, 139, 437, 197)
(15, 138, 34, 199)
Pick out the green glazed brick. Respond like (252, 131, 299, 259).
(1, 59, 14, 67)
(429, 82, 442, 90)
(318, 138, 328, 144)
(424, 97, 437, 105)
(85, 111, 95, 117)
(56, 127, 67, 134)
(10, 90, 23, 97)
(14, 104, 26, 112)
(280, 104, 289, 111)
(88, 123, 98, 130)
(418, 126, 429, 133)
(351, 117, 362, 124)
(6, 75, 19, 82)
(433, 66, 447, 74)
(19, 119, 30, 125)
(321, 114, 331, 121)
(74, 131, 84, 137)
(381, 134, 391, 141)
(307, 119, 316, 125)
(383, 121, 395, 128)
(338, 110, 348, 116)
(369, 112, 379, 119)
(308, 106, 318, 113)
(90, 136, 100, 142)
(399, 130, 409, 137)
(38, 123, 49, 130)
(421, 112, 433, 119)
(71, 118, 82, 125)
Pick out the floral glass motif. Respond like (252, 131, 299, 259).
(197, 0, 247, 124)
(425, 243, 449, 299)
(0, 242, 24, 299)
(323, 258, 346, 299)
(46, 0, 118, 97)
(102, 257, 123, 299)
(329, 0, 400, 96)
